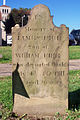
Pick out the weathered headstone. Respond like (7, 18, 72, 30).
(12, 4, 69, 117)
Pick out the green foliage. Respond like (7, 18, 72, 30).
(4, 8, 31, 34)
(4, 14, 15, 34)
(0, 46, 12, 63)
(69, 46, 80, 59)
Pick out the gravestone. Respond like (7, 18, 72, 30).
(12, 4, 69, 117)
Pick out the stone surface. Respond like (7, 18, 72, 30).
(12, 4, 69, 116)
(0, 60, 80, 77)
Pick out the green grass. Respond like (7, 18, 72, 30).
(0, 71, 80, 119)
(0, 76, 13, 119)
(0, 76, 13, 110)
(0, 46, 12, 63)
(69, 70, 80, 111)
(69, 46, 80, 60)
(69, 70, 80, 92)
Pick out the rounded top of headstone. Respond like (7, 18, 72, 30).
(31, 4, 51, 16)
(29, 4, 52, 24)
(32, 4, 50, 10)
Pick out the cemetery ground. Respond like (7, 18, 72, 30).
(0, 71, 80, 119)
(0, 46, 80, 119)
(0, 46, 12, 64)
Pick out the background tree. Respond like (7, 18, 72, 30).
(4, 8, 31, 34)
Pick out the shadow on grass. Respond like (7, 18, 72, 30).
(0, 57, 10, 61)
(69, 89, 80, 110)
(3, 58, 10, 60)
(4, 58, 10, 60)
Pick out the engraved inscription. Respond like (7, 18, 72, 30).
(19, 70, 65, 79)
(15, 52, 61, 59)
(15, 53, 40, 58)
(55, 71, 65, 76)
(19, 35, 61, 41)
(13, 62, 68, 68)
(12, 4, 69, 115)
(43, 53, 60, 59)
(18, 36, 19, 40)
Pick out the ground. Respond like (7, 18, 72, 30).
(0, 46, 80, 119)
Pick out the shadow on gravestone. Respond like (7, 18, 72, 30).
(69, 89, 80, 110)
(12, 63, 30, 103)
(12, 4, 69, 115)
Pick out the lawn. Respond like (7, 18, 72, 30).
(0, 46, 80, 64)
(0, 71, 80, 119)
(0, 46, 12, 63)
(0, 76, 13, 120)
(69, 46, 80, 60)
